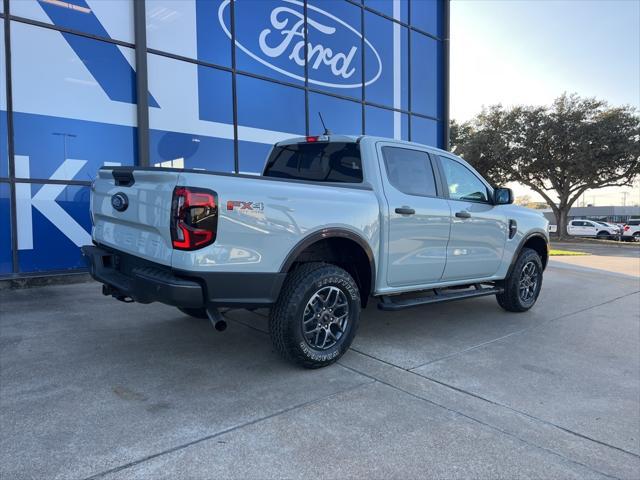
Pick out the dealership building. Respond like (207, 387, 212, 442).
(0, 0, 448, 277)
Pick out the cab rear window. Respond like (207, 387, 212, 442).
(263, 142, 363, 183)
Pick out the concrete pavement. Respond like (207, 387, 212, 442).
(550, 241, 640, 277)
(1, 253, 638, 479)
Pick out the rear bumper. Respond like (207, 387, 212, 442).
(81, 245, 286, 308)
(81, 245, 203, 307)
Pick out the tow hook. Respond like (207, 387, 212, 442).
(206, 307, 228, 332)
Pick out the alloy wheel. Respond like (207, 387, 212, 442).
(519, 261, 539, 303)
(302, 286, 349, 350)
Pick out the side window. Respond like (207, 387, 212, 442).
(382, 147, 437, 197)
(439, 156, 489, 203)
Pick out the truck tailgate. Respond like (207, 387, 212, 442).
(91, 168, 179, 266)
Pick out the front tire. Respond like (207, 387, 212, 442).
(596, 231, 609, 240)
(496, 248, 543, 312)
(269, 262, 361, 369)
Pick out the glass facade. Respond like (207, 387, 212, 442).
(0, 0, 447, 276)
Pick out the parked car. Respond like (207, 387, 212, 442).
(622, 219, 640, 241)
(566, 219, 618, 239)
(82, 135, 549, 368)
(594, 221, 621, 235)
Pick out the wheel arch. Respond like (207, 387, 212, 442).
(280, 229, 376, 307)
(507, 232, 549, 278)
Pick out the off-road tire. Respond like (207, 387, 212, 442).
(496, 247, 543, 312)
(177, 307, 208, 319)
(269, 262, 361, 369)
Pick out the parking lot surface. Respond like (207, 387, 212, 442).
(1, 247, 639, 479)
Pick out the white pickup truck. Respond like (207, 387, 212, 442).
(82, 135, 549, 368)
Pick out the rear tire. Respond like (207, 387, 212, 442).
(269, 262, 361, 369)
(596, 231, 609, 239)
(177, 307, 208, 319)
(496, 248, 543, 312)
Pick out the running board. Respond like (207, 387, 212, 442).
(377, 284, 504, 311)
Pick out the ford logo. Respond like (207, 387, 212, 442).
(218, 0, 382, 89)
(111, 192, 129, 212)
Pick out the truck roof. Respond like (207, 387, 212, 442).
(275, 135, 451, 157)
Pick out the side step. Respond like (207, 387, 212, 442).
(378, 284, 504, 311)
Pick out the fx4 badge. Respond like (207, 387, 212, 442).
(226, 200, 265, 211)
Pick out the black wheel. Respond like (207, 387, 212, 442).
(177, 307, 208, 319)
(596, 231, 609, 239)
(496, 248, 543, 312)
(269, 262, 361, 369)
(634, 232, 640, 242)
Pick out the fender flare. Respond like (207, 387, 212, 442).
(280, 228, 376, 293)
(506, 232, 549, 278)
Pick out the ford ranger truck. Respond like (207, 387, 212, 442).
(82, 135, 549, 368)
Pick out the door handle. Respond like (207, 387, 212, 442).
(455, 210, 471, 219)
(395, 207, 415, 215)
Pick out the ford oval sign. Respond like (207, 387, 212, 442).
(218, 0, 382, 89)
(111, 192, 129, 212)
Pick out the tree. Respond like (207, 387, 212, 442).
(451, 94, 640, 238)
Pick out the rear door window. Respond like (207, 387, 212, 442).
(381, 146, 437, 197)
(263, 142, 362, 183)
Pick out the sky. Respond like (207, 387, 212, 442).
(450, 0, 640, 206)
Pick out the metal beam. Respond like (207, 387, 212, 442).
(133, 0, 150, 167)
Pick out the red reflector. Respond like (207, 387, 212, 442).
(171, 186, 218, 250)
(306, 136, 319, 143)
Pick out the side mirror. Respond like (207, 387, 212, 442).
(493, 187, 513, 205)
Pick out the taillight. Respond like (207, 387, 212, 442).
(624, 225, 630, 231)
(171, 187, 218, 250)
(306, 136, 319, 143)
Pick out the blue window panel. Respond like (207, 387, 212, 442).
(410, 0, 443, 38)
(10, 0, 134, 43)
(364, 11, 408, 110)
(197, 66, 234, 125)
(147, 1, 230, 66)
(150, 130, 235, 173)
(0, 182, 12, 274)
(16, 183, 91, 273)
(411, 115, 440, 147)
(410, 31, 441, 118)
(195, 0, 232, 67)
(308, 92, 362, 136)
(11, 21, 153, 112)
(365, 105, 408, 140)
(238, 140, 272, 174)
(307, 0, 363, 100)
(0, 22, 7, 178)
(0, 111, 6, 178)
(364, 0, 408, 24)
(12, 112, 136, 182)
(233, 0, 304, 84)
(236, 75, 305, 135)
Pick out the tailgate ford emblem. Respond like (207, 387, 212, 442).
(111, 192, 129, 212)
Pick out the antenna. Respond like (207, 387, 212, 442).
(318, 112, 331, 136)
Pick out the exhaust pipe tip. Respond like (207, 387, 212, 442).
(207, 308, 228, 332)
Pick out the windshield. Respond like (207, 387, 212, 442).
(263, 142, 363, 183)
